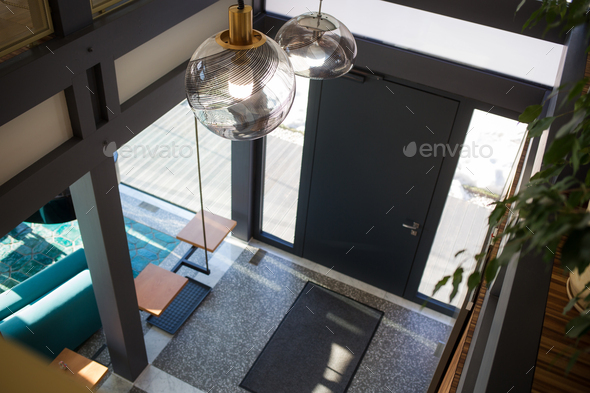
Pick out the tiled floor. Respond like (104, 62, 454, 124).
(0, 215, 179, 292)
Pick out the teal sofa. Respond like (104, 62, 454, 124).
(0, 249, 101, 359)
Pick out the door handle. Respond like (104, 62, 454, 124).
(402, 222, 420, 230)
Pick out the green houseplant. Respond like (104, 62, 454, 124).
(435, 0, 590, 369)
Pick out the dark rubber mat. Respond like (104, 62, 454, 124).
(147, 277, 211, 334)
(240, 281, 383, 393)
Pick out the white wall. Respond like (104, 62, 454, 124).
(0, 92, 73, 186)
(115, 0, 236, 104)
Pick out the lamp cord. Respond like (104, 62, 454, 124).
(194, 118, 209, 272)
(237, 0, 244, 9)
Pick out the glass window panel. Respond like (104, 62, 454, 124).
(266, 0, 563, 86)
(117, 99, 232, 220)
(261, 76, 310, 243)
(0, 0, 52, 58)
(418, 110, 527, 306)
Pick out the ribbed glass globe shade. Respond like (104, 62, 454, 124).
(185, 34, 296, 141)
(275, 12, 357, 80)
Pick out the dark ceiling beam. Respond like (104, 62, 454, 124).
(382, 0, 565, 44)
(264, 15, 548, 114)
(0, 0, 216, 127)
(355, 38, 547, 114)
(47, 0, 93, 37)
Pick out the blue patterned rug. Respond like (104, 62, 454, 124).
(0, 217, 179, 292)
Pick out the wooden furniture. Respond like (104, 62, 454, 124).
(177, 210, 237, 252)
(173, 210, 237, 275)
(49, 348, 108, 389)
(142, 211, 230, 334)
(134, 263, 188, 317)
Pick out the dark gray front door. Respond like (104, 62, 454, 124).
(303, 76, 458, 296)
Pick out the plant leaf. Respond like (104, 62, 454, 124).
(566, 313, 590, 338)
(467, 271, 482, 290)
(567, 79, 587, 103)
(528, 116, 557, 138)
(566, 350, 581, 374)
(432, 275, 450, 296)
(564, 295, 579, 314)
(555, 110, 585, 138)
(572, 138, 581, 174)
(485, 258, 500, 284)
(544, 134, 576, 164)
(519, 104, 543, 123)
(449, 267, 464, 301)
(530, 164, 565, 181)
(562, 227, 590, 277)
(455, 249, 466, 258)
(489, 204, 507, 227)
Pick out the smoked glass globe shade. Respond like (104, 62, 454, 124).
(275, 12, 357, 80)
(185, 7, 296, 141)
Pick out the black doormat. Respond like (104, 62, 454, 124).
(240, 282, 383, 393)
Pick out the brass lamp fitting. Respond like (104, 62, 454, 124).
(216, 5, 266, 50)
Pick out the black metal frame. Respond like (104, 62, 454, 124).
(171, 246, 211, 275)
(146, 276, 212, 335)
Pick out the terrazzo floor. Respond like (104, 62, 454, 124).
(73, 186, 455, 393)
(150, 249, 451, 393)
(0, 214, 179, 292)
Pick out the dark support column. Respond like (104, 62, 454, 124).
(47, 0, 93, 37)
(546, 24, 590, 149)
(70, 158, 148, 381)
(97, 60, 122, 121)
(65, 73, 97, 139)
(231, 140, 257, 241)
(474, 249, 551, 392)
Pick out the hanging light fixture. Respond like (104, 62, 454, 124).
(185, 1, 296, 140)
(275, 0, 357, 80)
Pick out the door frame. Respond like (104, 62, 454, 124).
(250, 13, 550, 314)
(254, 67, 530, 315)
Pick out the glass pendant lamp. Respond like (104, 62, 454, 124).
(275, 0, 357, 79)
(185, 1, 296, 140)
